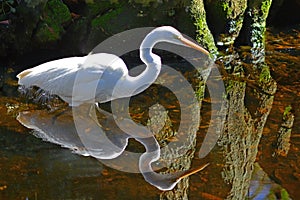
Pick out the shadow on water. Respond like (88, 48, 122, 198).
(0, 25, 299, 199)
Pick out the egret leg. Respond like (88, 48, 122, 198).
(87, 103, 103, 128)
(94, 102, 102, 113)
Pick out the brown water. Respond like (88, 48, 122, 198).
(0, 25, 299, 199)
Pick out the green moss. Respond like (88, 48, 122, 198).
(225, 79, 235, 94)
(258, 0, 272, 44)
(195, 78, 205, 100)
(45, 0, 71, 24)
(267, 188, 291, 200)
(204, 0, 247, 47)
(257, 0, 272, 46)
(283, 105, 292, 120)
(261, 0, 272, 19)
(190, 0, 218, 55)
(280, 188, 290, 200)
(35, 22, 61, 42)
(259, 65, 271, 83)
(35, 0, 71, 43)
(86, 0, 114, 18)
(91, 7, 122, 28)
(221, 1, 233, 17)
(248, 0, 272, 50)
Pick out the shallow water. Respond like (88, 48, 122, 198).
(0, 25, 299, 199)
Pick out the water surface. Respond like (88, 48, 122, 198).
(0, 25, 299, 199)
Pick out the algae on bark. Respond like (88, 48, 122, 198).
(190, 0, 218, 54)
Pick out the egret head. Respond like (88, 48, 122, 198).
(149, 26, 210, 55)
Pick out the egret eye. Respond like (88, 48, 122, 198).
(175, 35, 181, 40)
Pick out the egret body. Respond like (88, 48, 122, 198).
(17, 26, 209, 106)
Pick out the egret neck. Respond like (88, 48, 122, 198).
(115, 31, 163, 99)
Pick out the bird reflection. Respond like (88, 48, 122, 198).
(17, 104, 208, 191)
(137, 136, 209, 191)
(17, 105, 130, 159)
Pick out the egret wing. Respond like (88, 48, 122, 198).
(17, 53, 128, 105)
(71, 54, 128, 104)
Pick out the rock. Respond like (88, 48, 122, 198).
(0, 1, 46, 57)
(85, 1, 195, 51)
(34, 0, 71, 44)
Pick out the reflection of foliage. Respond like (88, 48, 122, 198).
(279, 188, 290, 200)
(283, 105, 292, 120)
(259, 65, 271, 83)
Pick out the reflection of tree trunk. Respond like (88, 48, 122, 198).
(218, 75, 275, 199)
(147, 93, 203, 199)
(274, 106, 294, 157)
(191, 0, 276, 199)
(219, 80, 250, 199)
(147, 104, 194, 200)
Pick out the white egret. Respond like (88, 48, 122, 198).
(17, 26, 209, 106)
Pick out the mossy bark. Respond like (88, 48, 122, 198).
(205, 0, 247, 46)
(34, 0, 71, 43)
(218, 65, 276, 199)
(236, 0, 272, 64)
(190, 0, 218, 54)
(191, 0, 272, 53)
(147, 102, 199, 200)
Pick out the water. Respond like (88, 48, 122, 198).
(0, 25, 299, 199)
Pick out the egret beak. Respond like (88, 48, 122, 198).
(179, 36, 210, 55)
